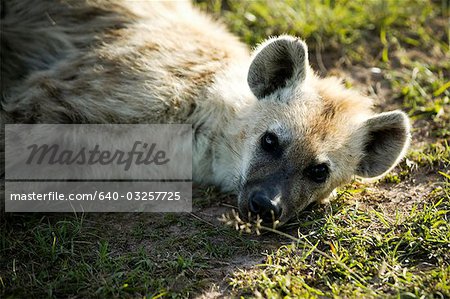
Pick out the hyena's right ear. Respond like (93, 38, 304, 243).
(247, 35, 309, 100)
(356, 111, 411, 179)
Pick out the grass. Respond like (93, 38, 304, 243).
(2, 0, 450, 298)
(1, 212, 262, 297)
(229, 179, 450, 298)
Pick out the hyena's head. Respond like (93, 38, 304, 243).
(236, 35, 410, 225)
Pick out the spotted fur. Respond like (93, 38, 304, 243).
(1, 0, 410, 224)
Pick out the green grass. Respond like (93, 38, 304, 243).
(229, 178, 450, 298)
(197, 0, 448, 57)
(2, 0, 450, 298)
(0, 212, 262, 298)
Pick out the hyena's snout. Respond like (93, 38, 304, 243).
(247, 187, 283, 223)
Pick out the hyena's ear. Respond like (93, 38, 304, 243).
(247, 35, 308, 100)
(356, 111, 411, 178)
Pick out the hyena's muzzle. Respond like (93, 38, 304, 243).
(238, 166, 303, 224)
(246, 184, 283, 223)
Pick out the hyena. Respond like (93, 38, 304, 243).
(1, 0, 410, 224)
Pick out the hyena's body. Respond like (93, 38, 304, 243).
(1, 1, 410, 224)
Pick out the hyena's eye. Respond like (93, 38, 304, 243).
(305, 163, 329, 183)
(260, 132, 280, 154)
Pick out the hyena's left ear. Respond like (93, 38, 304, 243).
(247, 35, 309, 100)
(356, 111, 411, 178)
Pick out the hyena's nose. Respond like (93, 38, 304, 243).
(249, 191, 282, 223)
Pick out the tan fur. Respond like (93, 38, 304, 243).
(1, 1, 410, 224)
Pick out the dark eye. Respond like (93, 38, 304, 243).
(260, 132, 279, 153)
(305, 163, 329, 183)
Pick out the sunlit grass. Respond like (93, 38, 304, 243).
(227, 178, 450, 297)
(2, 0, 449, 298)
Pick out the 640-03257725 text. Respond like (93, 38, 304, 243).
(5, 124, 193, 212)
(8, 191, 183, 201)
